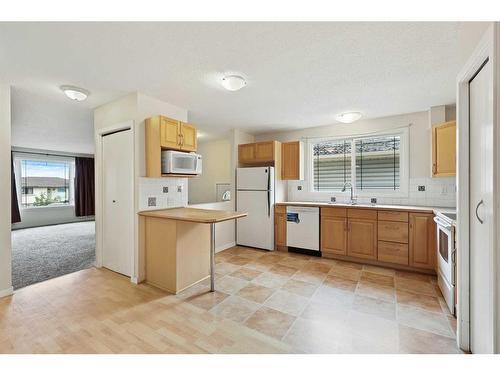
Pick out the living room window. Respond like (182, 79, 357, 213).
(309, 129, 408, 196)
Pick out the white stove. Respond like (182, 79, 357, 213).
(434, 211, 456, 315)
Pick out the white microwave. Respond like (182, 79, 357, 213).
(161, 150, 202, 175)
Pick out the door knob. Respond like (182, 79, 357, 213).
(475, 199, 484, 224)
(112, 200, 116, 203)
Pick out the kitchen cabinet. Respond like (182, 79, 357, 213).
(238, 141, 281, 166)
(432, 120, 456, 177)
(347, 218, 378, 260)
(145, 115, 198, 177)
(321, 215, 347, 256)
(238, 143, 255, 163)
(409, 213, 436, 270)
(281, 141, 304, 180)
(378, 241, 409, 265)
(274, 205, 287, 250)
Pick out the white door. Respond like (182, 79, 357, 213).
(237, 167, 274, 190)
(236, 190, 274, 250)
(102, 130, 134, 276)
(469, 59, 494, 353)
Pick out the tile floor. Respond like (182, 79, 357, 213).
(177, 246, 462, 354)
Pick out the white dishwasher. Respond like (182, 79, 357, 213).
(286, 206, 320, 254)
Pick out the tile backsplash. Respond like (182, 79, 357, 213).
(287, 177, 456, 208)
(138, 177, 188, 211)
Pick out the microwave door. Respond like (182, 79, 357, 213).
(172, 154, 196, 174)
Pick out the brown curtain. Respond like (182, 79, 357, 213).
(74, 157, 95, 217)
(11, 153, 21, 223)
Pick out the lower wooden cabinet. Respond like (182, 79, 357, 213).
(274, 206, 287, 249)
(347, 218, 377, 260)
(321, 215, 347, 256)
(378, 241, 409, 265)
(409, 213, 436, 270)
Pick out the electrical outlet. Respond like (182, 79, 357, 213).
(297, 185, 302, 191)
(163, 186, 169, 193)
(148, 197, 157, 207)
(330, 196, 336, 203)
(371, 198, 377, 204)
(177, 185, 183, 193)
(418, 185, 426, 192)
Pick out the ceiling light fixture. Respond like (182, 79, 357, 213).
(221, 75, 246, 91)
(335, 112, 362, 124)
(60, 85, 90, 101)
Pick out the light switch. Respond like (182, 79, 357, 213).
(163, 186, 169, 193)
(148, 197, 157, 207)
(177, 185, 183, 192)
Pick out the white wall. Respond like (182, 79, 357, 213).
(255, 109, 456, 208)
(189, 138, 232, 204)
(0, 85, 13, 297)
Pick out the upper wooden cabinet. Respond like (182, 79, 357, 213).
(432, 120, 456, 177)
(281, 141, 304, 180)
(409, 213, 436, 270)
(145, 115, 198, 177)
(238, 141, 281, 166)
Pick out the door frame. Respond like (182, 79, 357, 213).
(95, 121, 135, 281)
(456, 23, 499, 353)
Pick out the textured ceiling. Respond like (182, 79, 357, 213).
(1, 22, 461, 143)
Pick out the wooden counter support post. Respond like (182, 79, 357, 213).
(210, 223, 215, 292)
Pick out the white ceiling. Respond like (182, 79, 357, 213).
(0, 22, 462, 143)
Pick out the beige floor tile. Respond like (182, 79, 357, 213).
(395, 277, 437, 296)
(215, 275, 249, 295)
(229, 267, 263, 281)
(215, 262, 241, 276)
(323, 275, 358, 293)
(395, 270, 435, 283)
(311, 285, 355, 308)
(360, 271, 394, 287)
(332, 260, 363, 270)
(277, 257, 310, 269)
(283, 317, 342, 353)
(244, 260, 275, 272)
(398, 325, 461, 354)
(226, 255, 252, 266)
(252, 272, 290, 289)
(268, 264, 298, 277)
(397, 304, 454, 338)
(210, 295, 261, 323)
(300, 300, 350, 325)
(237, 283, 275, 304)
(280, 279, 319, 298)
(184, 291, 229, 310)
(292, 270, 327, 284)
(448, 315, 457, 335)
(244, 306, 296, 340)
(362, 264, 396, 277)
(352, 295, 396, 321)
(396, 289, 443, 313)
(301, 261, 332, 274)
(264, 290, 309, 316)
(356, 281, 395, 302)
(328, 265, 362, 281)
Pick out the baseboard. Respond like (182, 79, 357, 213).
(216, 241, 236, 253)
(0, 286, 14, 298)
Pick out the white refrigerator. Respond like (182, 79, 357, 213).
(236, 166, 276, 251)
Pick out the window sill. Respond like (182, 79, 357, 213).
(21, 205, 75, 211)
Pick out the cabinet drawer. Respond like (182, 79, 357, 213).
(275, 205, 286, 214)
(378, 241, 409, 265)
(378, 210, 408, 222)
(347, 208, 377, 220)
(321, 207, 347, 218)
(378, 221, 408, 243)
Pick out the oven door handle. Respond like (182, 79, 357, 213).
(475, 199, 484, 224)
(433, 216, 452, 231)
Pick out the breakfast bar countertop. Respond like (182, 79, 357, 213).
(138, 207, 247, 223)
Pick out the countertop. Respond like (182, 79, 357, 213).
(138, 207, 247, 223)
(275, 201, 456, 215)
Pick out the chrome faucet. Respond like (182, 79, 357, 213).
(342, 182, 357, 205)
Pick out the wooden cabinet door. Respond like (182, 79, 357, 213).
(432, 121, 456, 177)
(275, 212, 287, 248)
(254, 141, 275, 162)
(281, 141, 303, 180)
(180, 122, 197, 152)
(238, 143, 255, 163)
(160, 117, 181, 149)
(409, 213, 436, 270)
(347, 218, 377, 260)
(321, 216, 347, 256)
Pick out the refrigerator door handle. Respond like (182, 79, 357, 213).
(267, 189, 271, 217)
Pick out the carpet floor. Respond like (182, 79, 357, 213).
(12, 221, 96, 290)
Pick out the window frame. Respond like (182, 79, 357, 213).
(306, 128, 409, 198)
(13, 153, 76, 211)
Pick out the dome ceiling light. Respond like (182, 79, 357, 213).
(335, 112, 363, 124)
(60, 85, 90, 101)
(221, 75, 246, 91)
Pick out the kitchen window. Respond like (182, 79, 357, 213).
(309, 129, 408, 196)
(14, 154, 75, 208)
